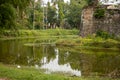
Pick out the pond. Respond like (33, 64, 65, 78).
(0, 38, 120, 77)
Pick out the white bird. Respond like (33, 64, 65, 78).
(17, 65, 21, 69)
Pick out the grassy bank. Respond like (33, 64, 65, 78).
(0, 29, 120, 79)
(0, 63, 117, 80)
(0, 29, 120, 49)
(56, 37, 120, 50)
(0, 29, 79, 38)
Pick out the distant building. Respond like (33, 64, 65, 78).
(100, 0, 120, 5)
(99, 0, 120, 10)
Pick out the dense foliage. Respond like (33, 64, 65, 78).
(0, 3, 16, 29)
(0, 0, 89, 30)
(0, 0, 31, 29)
(94, 8, 105, 19)
(86, 0, 98, 6)
(96, 30, 114, 39)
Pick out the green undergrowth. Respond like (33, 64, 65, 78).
(58, 46, 120, 55)
(56, 37, 120, 50)
(0, 29, 79, 38)
(0, 29, 120, 49)
(0, 63, 117, 80)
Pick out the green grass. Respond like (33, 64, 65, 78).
(0, 63, 118, 80)
(0, 29, 120, 49)
(0, 29, 120, 79)
(56, 37, 120, 50)
(0, 29, 79, 38)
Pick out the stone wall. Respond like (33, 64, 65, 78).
(80, 7, 120, 37)
(80, 7, 94, 37)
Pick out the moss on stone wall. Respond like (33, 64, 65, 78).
(80, 6, 120, 37)
(94, 8, 106, 19)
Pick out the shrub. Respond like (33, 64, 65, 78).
(0, 3, 16, 29)
(94, 8, 105, 19)
(96, 30, 114, 39)
(102, 41, 114, 48)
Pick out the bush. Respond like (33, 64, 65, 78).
(96, 30, 114, 39)
(94, 8, 105, 19)
(0, 3, 16, 29)
(102, 41, 114, 48)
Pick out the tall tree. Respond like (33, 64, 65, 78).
(0, 3, 16, 29)
(47, 2, 57, 28)
(65, 0, 87, 28)
(58, 0, 65, 27)
(34, 0, 43, 29)
(28, 0, 43, 29)
(0, 0, 31, 29)
(51, 0, 65, 27)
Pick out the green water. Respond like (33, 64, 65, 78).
(0, 38, 120, 77)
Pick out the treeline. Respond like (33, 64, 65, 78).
(0, 0, 31, 29)
(0, 0, 89, 30)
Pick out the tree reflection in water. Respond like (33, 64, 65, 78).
(0, 39, 120, 77)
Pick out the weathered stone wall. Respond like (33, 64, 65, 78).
(80, 7, 120, 37)
(80, 7, 94, 37)
(94, 9, 120, 36)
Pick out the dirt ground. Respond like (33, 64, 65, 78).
(0, 78, 9, 80)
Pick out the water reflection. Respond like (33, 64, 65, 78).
(40, 48, 81, 76)
(0, 39, 120, 77)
